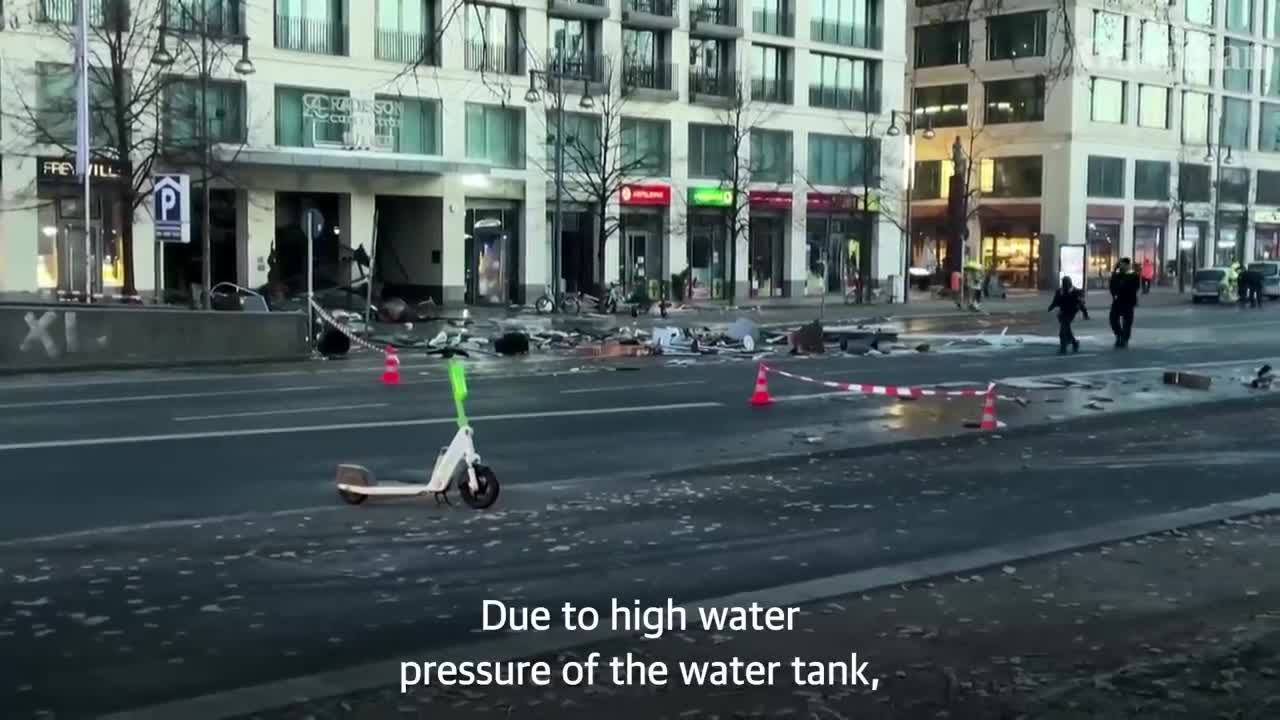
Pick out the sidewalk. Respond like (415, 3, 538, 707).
(248, 513, 1280, 720)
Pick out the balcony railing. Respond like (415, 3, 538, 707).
(547, 51, 606, 83)
(623, 60, 674, 92)
(752, 8, 793, 37)
(164, 0, 242, 37)
(465, 40, 523, 75)
(751, 77, 791, 104)
(275, 14, 347, 55)
(690, 0, 735, 26)
(39, 0, 127, 26)
(626, 0, 675, 16)
(376, 28, 438, 65)
(810, 19, 883, 50)
(808, 85, 879, 113)
(689, 67, 736, 98)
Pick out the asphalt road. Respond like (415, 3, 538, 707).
(1, 300, 1279, 717)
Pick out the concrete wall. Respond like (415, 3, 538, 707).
(0, 305, 310, 372)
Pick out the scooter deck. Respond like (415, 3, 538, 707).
(336, 483, 434, 496)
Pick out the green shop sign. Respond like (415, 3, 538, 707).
(689, 187, 734, 207)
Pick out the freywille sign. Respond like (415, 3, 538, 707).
(301, 94, 402, 152)
(38, 156, 127, 183)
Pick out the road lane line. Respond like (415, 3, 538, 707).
(0, 385, 330, 410)
(174, 403, 389, 422)
(998, 355, 1277, 385)
(0, 401, 725, 452)
(560, 380, 706, 394)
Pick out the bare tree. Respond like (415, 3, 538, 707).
(6, 0, 173, 298)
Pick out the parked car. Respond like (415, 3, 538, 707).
(1248, 261, 1280, 300)
(1191, 267, 1231, 303)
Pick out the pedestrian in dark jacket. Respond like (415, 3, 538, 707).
(1242, 268, 1264, 308)
(1109, 258, 1141, 348)
(1048, 275, 1088, 354)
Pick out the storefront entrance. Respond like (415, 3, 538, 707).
(1133, 225, 1164, 282)
(35, 157, 128, 299)
(910, 223, 949, 289)
(748, 214, 785, 298)
(688, 214, 728, 300)
(1216, 213, 1245, 266)
(466, 205, 521, 305)
(1257, 224, 1280, 260)
(805, 215, 863, 297)
(618, 185, 671, 300)
(980, 228, 1040, 289)
(1084, 222, 1118, 289)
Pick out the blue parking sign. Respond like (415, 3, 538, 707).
(153, 174, 191, 244)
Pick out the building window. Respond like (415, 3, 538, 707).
(752, 45, 792, 104)
(913, 160, 942, 200)
(465, 3, 521, 75)
(688, 123, 731, 178)
(1090, 78, 1125, 123)
(913, 84, 968, 128)
(548, 112, 601, 172)
(984, 77, 1045, 124)
(1179, 163, 1212, 202)
(621, 118, 670, 175)
(1183, 31, 1213, 87)
(690, 38, 734, 97)
(811, 0, 880, 50)
(164, 78, 246, 149)
(165, 0, 243, 36)
(809, 53, 878, 112)
(914, 21, 967, 68)
(1261, 102, 1280, 150)
(1138, 85, 1170, 129)
(1265, 48, 1280, 96)
(806, 134, 878, 187)
(1139, 21, 1169, 69)
(1224, 39, 1252, 92)
(1220, 168, 1250, 204)
(988, 11, 1047, 60)
(376, 0, 436, 64)
(549, 17, 602, 81)
(35, 62, 112, 146)
(275, 0, 347, 55)
(1087, 156, 1126, 198)
(1182, 91, 1212, 145)
(464, 102, 524, 169)
(1186, 0, 1214, 25)
(985, 156, 1042, 198)
(1227, 0, 1252, 31)
(1224, 97, 1251, 148)
(753, 0, 792, 37)
(750, 129, 792, 182)
(1092, 12, 1126, 61)
(1269, 0, 1280, 39)
(275, 87, 351, 147)
(1134, 160, 1170, 201)
(373, 95, 440, 154)
(1258, 170, 1280, 203)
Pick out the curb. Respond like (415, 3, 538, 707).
(102, 492, 1280, 720)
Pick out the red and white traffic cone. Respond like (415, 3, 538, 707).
(978, 385, 998, 431)
(381, 345, 401, 385)
(749, 364, 773, 406)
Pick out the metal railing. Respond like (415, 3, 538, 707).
(690, 0, 735, 26)
(751, 76, 791, 104)
(376, 28, 437, 65)
(275, 14, 347, 55)
(752, 8, 793, 37)
(626, 0, 675, 16)
(39, 0, 126, 26)
(623, 60, 674, 91)
(547, 50, 606, 82)
(810, 19, 883, 50)
(164, 0, 242, 36)
(465, 40, 522, 75)
(808, 85, 879, 113)
(689, 67, 736, 98)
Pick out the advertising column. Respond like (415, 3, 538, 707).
(618, 183, 670, 301)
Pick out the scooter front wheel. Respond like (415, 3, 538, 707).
(459, 465, 500, 509)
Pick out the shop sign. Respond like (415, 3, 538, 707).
(689, 187, 734, 207)
(620, 184, 670, 206)
(1255, 210, 1280, 224)
(749, 190, 793, 209)
(38, 156, 127, 184)
(302, 93, 402, 152)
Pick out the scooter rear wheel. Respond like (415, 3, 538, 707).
(337, 472, 370, 505)
(459, 465, 500, 509)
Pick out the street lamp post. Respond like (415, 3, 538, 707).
(1205, 108, 1236, 271)
(152, 1, 255, 310)
(886, 110, 935, 305)
(524, 66, 593, 305)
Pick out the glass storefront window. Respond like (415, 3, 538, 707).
(1257, 227, 1280, 259)
(1086, 222, 1119, 288)
(275, 87, 350, 147)
(805, 215, 865, 296)
(37, 193, 125, 294)
(980, 230, 1039, 289)
(1134, 225, 1164, 277)
(1216, 214, 1245, 265)
(688, 213, 729, 299)
(748, 215, 786, 297)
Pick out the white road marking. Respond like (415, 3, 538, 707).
(0, 385, 329, 410)
(1015, 352, 1101, 362)
(772, 391, 865, 402)
(560, 380, 706, 394)
(0, 402, 725, 452)
(998, 355, 1277, 386)
(174, 403, 389, 422)
(0, 505, 347, 548)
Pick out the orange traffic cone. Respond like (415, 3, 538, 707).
(749, 364, 773, 406)
(381, 345, 401, 385)
(978, 385, 997, 430)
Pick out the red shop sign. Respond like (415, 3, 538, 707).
(620, 184, 671, 206)
(806, 192, 859, 212)
(749, 190, 793, 209)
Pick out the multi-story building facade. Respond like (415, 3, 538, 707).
(909, 0, 1280, 293)
(0, 0, 907, 305)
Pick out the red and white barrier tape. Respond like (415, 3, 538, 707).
(761, 364, 1000, 399)
(309, 298, 384, 354)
